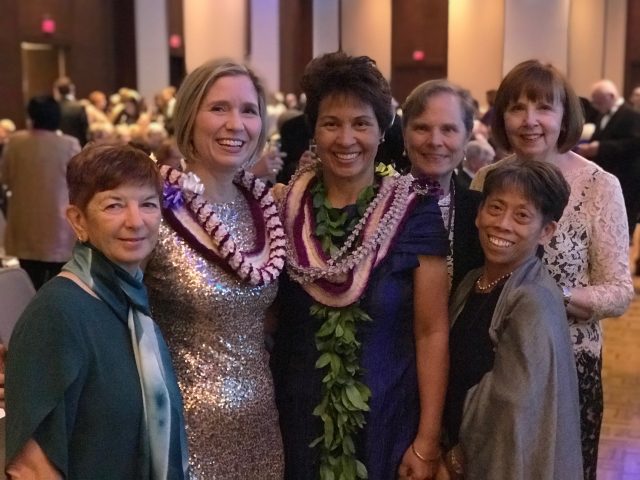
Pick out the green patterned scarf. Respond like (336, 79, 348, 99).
(63, 242, 189, 479)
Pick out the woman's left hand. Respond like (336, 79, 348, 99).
(250, 143, 285, 180)
(397, 439, 440, 480)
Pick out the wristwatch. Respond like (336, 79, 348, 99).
(562, 286, 572, 306)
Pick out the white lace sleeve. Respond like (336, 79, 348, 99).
(544, 166, 633, 322)
(584, 171, 634, 318)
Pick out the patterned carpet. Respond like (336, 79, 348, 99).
(597, 277, 640, 479)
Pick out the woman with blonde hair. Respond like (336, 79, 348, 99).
(144, 59, 286, 478)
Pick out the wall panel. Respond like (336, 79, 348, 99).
(0, 0, 135, 126)
(391, 0, 448, 103)
(279, 0, 312, 95)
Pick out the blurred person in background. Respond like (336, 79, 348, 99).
(457, 139, 495, 189)
(53, 76, 89, 147)
(1, 95, 80, 288)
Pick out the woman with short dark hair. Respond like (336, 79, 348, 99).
(5, 143, 188, 479)
(444, 157, 583, 479)
(271, 52, 449, 480)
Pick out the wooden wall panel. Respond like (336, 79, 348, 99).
(0, 0, 136, 126)
(111, 0, 137, 91)
(279, 0, 313, 95)
(625, 0, 640, 96)
(391, 0, 448, 103)
(0, 1, 23, 126)
(168, 0, 184, 57)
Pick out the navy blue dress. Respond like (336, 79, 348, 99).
(271, 195, 448, 480)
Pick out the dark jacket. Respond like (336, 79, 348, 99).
(451, 174, 484, 294)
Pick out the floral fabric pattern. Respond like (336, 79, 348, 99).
(543, 163, 633, 357)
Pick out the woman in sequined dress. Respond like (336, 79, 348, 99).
(471, 60, 634, 480)
(144, 60, 286, 479)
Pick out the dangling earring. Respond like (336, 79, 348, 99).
(309, 139, 318, 160)
(379, 135, 385, 144)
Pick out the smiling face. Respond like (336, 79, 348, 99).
(503, 94, 564, 161)
(66, 184, 161, 274)
(314, 93, 381, 189)
(404, 92, 470, 185)
(476, 186, 556, 279)
(192, 74, 262, 174)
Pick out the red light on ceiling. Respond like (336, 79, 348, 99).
(41, 16, 56, 34)
(412, 50, 425, 61)
(169, 34, 182, 49)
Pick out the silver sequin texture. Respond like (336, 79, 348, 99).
(145, 195, 284, 479)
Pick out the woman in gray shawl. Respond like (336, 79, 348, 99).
(441, 157, 583, 479)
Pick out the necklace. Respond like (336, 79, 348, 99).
(160, 165, 286, 286)
(310, 176, 377, 257)
(283, 161, 415, 291)
(475, 270, 514, 292)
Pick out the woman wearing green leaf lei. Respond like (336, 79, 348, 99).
(270, 52, 450, 480)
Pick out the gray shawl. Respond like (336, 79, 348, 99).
(450, 256, 583, 480)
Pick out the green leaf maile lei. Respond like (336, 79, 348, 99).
(282, 160, 418, 479)
(309, 170, 381, 480)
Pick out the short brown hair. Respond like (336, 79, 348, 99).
(173, 59, 267, 165)
(301, 52, 393, 134)
(67, 143, 162, 211)
(491, 60, 584, 154)
(483, 156, 570, 224)
(401, 79, 476, 137)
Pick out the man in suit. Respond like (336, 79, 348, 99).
(53, 76, 89, 146)
(576, 79, 640, 240)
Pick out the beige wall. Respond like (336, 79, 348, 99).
(183, 0, 246, 72)
(603, 0, 627, 91)
(313, 0, 340, 56)
(503, 0, 571, 74)
(250, 0, 280, 95)
(448, 0, 504, 109)
(569, 0, 606, 97)
(135, 0, 169, 103)
(340, 0, 392, 80)
(448, 0, 627, 107)
(180, 0, 628, 100)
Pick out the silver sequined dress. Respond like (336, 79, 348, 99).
(145, 194, 284, 479)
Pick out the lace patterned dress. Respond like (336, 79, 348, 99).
(543, 162, 633, 479)
(145, 194, 284, 479)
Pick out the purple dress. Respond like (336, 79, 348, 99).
(271, 195, 447, 479)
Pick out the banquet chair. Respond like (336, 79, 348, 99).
(0, 267, 35, 344)
(0, 267, 36, 470)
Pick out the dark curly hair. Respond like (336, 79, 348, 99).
(301, 52, 393, 135)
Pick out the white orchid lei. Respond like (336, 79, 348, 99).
(160, 165, 286, 286)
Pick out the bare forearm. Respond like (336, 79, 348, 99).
(415, 330, 449, 448)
